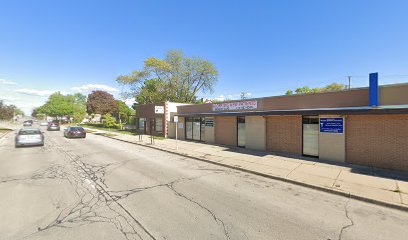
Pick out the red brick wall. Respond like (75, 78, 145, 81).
(346, 115, 408, 171)
(266, 116, 302, 154)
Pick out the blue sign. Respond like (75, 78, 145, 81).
(369, 72, 379, 107)
(320, 118, 344, 133)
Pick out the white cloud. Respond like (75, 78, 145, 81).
(203, 92, 253, 102)
(0, 79, 17, 85)
(124, 98, 136, 107)
(72, 84, 119, 93)
(0, 96, 20, 101)
(15, 88, 65, 97)
(215, 95, 226, 101)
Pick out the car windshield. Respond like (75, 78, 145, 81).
(19, 129, 41, 135)
(70, 127, 84, 131)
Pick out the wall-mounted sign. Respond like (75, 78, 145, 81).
(212, 100, 257, 111)
(178, 123, 184, 129)
(155, 106, 164, 114)
(205, 119, 214, 127)
(320, 118, 344, 134)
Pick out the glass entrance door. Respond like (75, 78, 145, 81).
(185, 117, 203, 141)
(302, 116, 319, 156)
(186, 117, 193, 140)
(192, 117, 201, 141)
(237, 116, 245, 147)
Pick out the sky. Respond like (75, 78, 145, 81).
(1, 0, 408, 114)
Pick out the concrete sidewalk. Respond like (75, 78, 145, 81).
(85, 128, 408, 210)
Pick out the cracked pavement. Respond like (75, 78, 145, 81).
(0, 129, 408, 240)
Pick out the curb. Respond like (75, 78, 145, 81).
(0, 130, 12, 139)
(90, 132, 408, 212)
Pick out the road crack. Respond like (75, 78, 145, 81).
(25, 136, 157, 240)
(337, 197, 354, 240)
(167, 181, 231, 240)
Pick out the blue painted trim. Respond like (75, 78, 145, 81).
(369, 72, 379, 106)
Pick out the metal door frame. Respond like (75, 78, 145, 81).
(185, 117, 204, 141)
(237, 116, 246, 148)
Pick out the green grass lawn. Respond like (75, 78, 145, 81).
(0, 128, 12, 136)
(82, 124, 137, 135)
(102, 133, 118, 137)
(82, 124, 165, 140)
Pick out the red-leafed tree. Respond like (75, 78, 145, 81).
(86, 91, 118, 115)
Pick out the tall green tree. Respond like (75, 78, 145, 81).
(116, 100, 133, 123)
(36, 92, 75, 117)
(36, 92, 87, 122)
(286, 83, 345, 95)
(72, 93, 87, 123)
(116, 50, 219, 104)
(0, 100, 24, 120)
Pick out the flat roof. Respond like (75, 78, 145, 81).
(181, 82, 408, 107)
(176, 105, 408, 117)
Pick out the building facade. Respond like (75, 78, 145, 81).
(174, 81, 408, 171)
(134, 101, 190, 137)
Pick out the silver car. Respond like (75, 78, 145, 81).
(47, 122, 60, 131)
(15, 128, 44, 147)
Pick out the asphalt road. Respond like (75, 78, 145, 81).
(0, 127, 407, 240)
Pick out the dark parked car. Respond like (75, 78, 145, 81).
(23, 120, 32, 127)
(47, 122, 60, 131)
(64, 126, 86, 138)
(15, 128, 44, 147)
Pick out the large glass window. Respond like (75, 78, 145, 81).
(186, 117, 193, 139)
(185, 117, 205, 141)
(200, 118, 206, 141)
(192, 117, 201, 140)
(138, 118, 145, 131)
(302, 116, 319, 157)
(155, 117, 163, 132)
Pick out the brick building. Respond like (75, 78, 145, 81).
(171, 74, 408, 171)
(134, 102, 190, 137)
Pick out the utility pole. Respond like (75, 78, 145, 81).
(347, 76, 352, 90)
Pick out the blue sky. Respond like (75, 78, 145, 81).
(1, 0, 408, 114)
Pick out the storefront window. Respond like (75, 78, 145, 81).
(186, 117, 193, 139)
(201, 118, 206, 141)
(138, 118, 145, 131)
(192, 117, 201, 140)
(185, 117, 205, 141)
(155, 117, 163, 132)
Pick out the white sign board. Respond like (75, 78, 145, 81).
(212, 100, 257, 111)
(174, 116, 179, 122)
(155, 106, 164, 114)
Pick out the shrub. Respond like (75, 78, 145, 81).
(102, 113, 117, 128)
